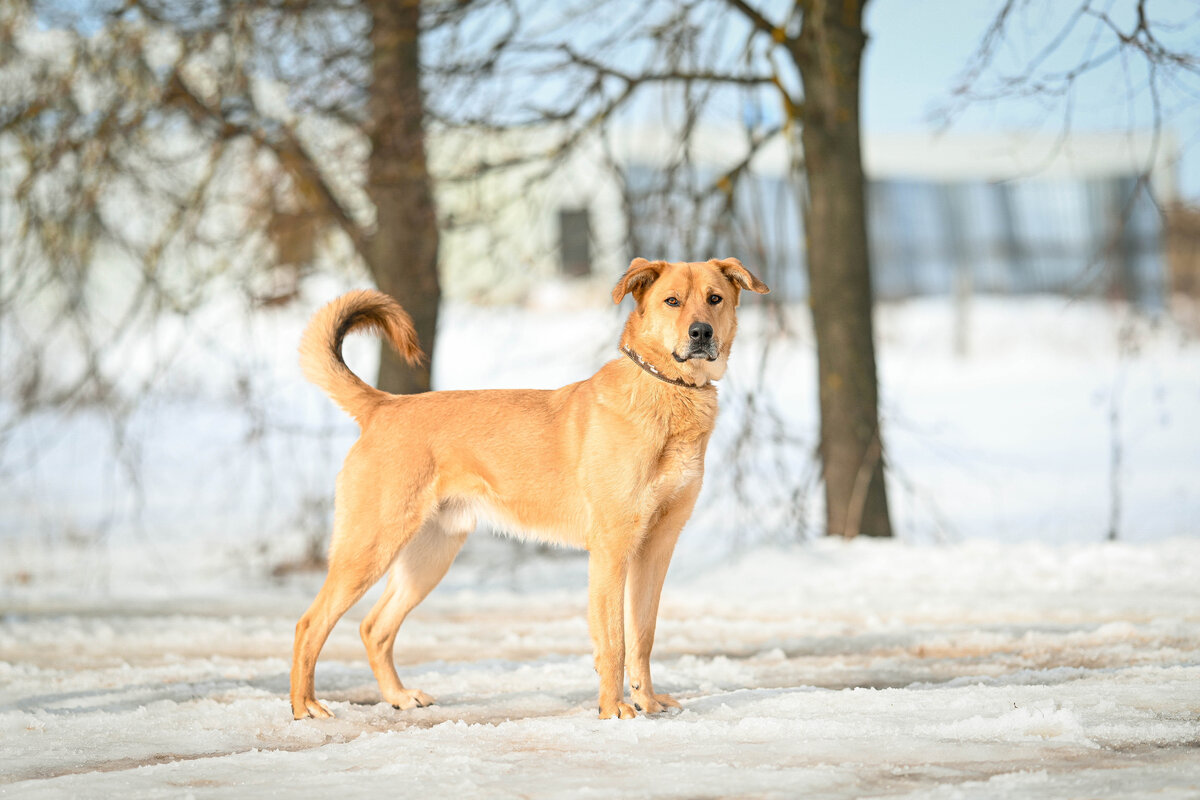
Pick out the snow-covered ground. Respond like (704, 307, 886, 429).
(2, 539, 1199, 798)
(2, 292, 1200, 797)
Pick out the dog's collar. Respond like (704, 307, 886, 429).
(620, 345, 704, 389)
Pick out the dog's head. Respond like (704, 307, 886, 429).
(612, 257, 769, 385)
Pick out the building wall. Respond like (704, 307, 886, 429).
(428, 128, 1172, 308)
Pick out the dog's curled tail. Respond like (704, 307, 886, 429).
(299, 290, 425, 423)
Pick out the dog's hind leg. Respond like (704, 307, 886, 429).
(290, 556, 385, 719)
(290, 485, 437, 720)
(360, 511, 469, 710)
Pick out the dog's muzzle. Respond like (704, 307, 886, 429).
(673, 322, 718, 362)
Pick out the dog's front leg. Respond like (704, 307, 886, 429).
(624, 485, 698, 714)
(588, 546, 636, 719)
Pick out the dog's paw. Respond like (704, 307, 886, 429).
(385, 688, 435, 710)
(598, 701, 638, 720)
(631, 691, 682, 715)
(293, 698, 333, 720)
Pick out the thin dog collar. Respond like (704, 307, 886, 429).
(620, 345, 703, 389)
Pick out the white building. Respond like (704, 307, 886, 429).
(432, 126, 1176, 308)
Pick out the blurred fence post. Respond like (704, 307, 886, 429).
(937, 183, 972, 358)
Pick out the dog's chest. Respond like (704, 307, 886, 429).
(645, 400, 716, 496)
(651, 436, 705, 494)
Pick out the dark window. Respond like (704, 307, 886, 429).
(559, 208, 591, 277)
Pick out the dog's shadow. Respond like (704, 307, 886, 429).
(324, 687, 602, 728)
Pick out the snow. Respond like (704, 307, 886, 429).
(2, 293, 1200, 797)
(2, 540, 1199, 797)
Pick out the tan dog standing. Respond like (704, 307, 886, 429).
(290, 257, 769, 720)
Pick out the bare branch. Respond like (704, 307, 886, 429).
(162, 71, 368, 258)
(722, 0, 793, 43)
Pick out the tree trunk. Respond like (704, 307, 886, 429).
(367, 0, 439, 394)
(793, 0, 892, 537)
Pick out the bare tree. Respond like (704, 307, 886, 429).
(941, 1, 1200, 542)
(435, 0, 892, 537)
(439, 0, 1200, 541)
(0, 0, 445, 417)
(366, 0, 439, 394)
(939, 0, 1200, 259)
(0, 0, 484, 557)
(789, 0, 890, 538)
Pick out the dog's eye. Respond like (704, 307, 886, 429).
(664, 297, 680, 307)
(708, 294, 722, 305)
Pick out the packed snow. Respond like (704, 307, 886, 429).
(2, 539, 1199, 798)
(2, 293, 1200, 797)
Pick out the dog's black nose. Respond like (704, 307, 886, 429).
(689, 322, 713, 342)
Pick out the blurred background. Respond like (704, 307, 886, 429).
(2, 0, 1199, 593)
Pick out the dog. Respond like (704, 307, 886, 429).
(290, 257, 769, 720)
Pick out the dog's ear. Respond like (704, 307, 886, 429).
(612, 258, 665, 305)
(712, 257, 770, 295)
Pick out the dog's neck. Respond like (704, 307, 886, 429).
(620, 345, 706, 389)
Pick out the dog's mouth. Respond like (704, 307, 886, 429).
(672, 347, 718, 363)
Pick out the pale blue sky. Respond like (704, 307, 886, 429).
(861, 0, 1200, 200)
(28, 0, 1200, 200)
